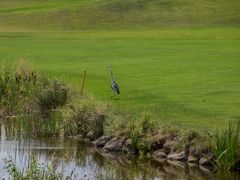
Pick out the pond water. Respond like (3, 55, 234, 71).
(0, 124, 239, 180)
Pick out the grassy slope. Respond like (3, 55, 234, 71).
(0, 0, 239, 129)
(0, 0, 239, 31)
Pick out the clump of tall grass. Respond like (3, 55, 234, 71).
(0, 60, 38, 115)
(0, 60, 70, 137)
(213, 120, 240, 169)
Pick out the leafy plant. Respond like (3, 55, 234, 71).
(4, 155, 64, 179)
(25, 156, 41, 179)
(4, 157, 22, 179)
(140, 111, 154, 134)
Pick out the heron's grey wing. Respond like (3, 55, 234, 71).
(113, 81, 120, 94)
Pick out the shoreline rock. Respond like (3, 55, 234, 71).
(66, 129, 217, 173)
(102, 137, 125, 153)
(93, 135, 111, 147)
(90, 134, 216, 170)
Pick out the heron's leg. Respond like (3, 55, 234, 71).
(111, 91, 114, 99)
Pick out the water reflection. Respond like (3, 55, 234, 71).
(0, 124, 239, 179)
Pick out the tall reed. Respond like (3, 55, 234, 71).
(214, 119, 240, 169)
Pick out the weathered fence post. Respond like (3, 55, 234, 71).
(80, 70, 87, 96)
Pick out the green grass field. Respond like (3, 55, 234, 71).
(0, 0, 239, 129)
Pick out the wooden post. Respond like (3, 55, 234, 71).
(80, 70, 87, 96)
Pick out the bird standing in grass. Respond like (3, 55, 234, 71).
(108, 64, 120, 98)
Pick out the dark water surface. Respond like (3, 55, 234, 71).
(0, 124, 239, 179)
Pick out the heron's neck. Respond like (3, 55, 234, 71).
(110, 68, 114, 81)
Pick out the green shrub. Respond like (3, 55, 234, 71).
(130, 127, 152, 154)
(121, 113, 154, 154)
(38, 80, 69, 115)
(62, 97, 106, 139)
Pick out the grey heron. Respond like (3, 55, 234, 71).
(108, 65, 120, 98)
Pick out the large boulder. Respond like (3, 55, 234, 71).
(167, 151, 187, 162)
(152, 149, 167, 162)
(187, 155, 198, 163)
(86, 131, 94, 141)
(122, 139, 136, 154)
(162, 134, 179, 155)
(103, 137, 125, 152)
(199, 157, 212, 166)
(93, 135, 111, 147)
(199, 152, 215, 166)
(151, 134, 166, 151)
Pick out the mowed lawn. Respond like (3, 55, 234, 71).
(0, 28, 240, 129)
